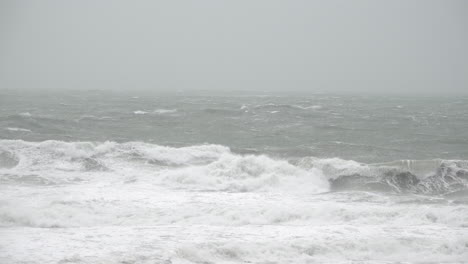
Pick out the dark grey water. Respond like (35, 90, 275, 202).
(1, 89, 468, 163)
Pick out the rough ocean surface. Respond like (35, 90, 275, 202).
(1, 90, 468, 264)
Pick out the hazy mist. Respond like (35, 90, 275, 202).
(1, 0, 467, 94)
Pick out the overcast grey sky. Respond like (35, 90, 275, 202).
(1, 0, 467, 94)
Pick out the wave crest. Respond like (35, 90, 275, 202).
(0, 140, 467, 195)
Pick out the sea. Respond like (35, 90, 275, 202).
(1, 89, 467, 263)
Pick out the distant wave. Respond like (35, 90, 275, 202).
(203, 108, 243, 115)
(133, 109, 178, 115)
(153, 109, 177, 114)
(296, 105, 323, 110)
(4, 127, 31, 132)
(18, 112, 32, 117)
(254, 103, 324, 110)
(76, 115, 113, 121)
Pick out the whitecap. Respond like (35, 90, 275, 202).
(297, 105, 323, 110)
(5, 127, 31, 132)
(153, 109, 177, 114)
(18, 112, 32, 117)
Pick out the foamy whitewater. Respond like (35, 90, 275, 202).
(1, 90, 467, 263)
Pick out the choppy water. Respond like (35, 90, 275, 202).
(1, 90, 468, 263)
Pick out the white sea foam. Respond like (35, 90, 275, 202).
(1, 219, 467, 263)
(0, 140, 467, 263)
(133, 110, 148, 115)
(2, 185, 467, 228)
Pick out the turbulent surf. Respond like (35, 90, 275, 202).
(1, 91, 467, 263)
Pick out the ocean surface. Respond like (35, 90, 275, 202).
(1, 90, 468, 263)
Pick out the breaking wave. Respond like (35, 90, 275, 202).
(0, 140, 467, 196)
(297, 157, 468, 196)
